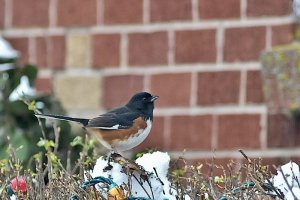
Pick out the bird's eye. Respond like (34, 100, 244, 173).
(143, 97, 147, 101)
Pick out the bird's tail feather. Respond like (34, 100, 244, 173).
(35, 114, 89, 126)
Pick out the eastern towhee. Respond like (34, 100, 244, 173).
(35, 92, 158, 152)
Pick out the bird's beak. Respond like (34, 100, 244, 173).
(150, 95, 159, 102)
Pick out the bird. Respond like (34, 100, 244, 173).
(35, 92, 159, 152)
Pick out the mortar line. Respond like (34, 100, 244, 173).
(49, 0, 57, 27)
(190, 72, 198, 107)
(260, 109, 268, 149)
(4, 0, 12, 28)
(266, 26, 272, 50)
(144, 74, 151, 92)
(239, 68, 247, 105)
(170, 148, 300, 159)
(2, 17, 294, 36)
(120, 33, 128, 68)
(29, 37, 36, 64)
(240, 0, 247, 20)
(143, 0, 150, 24)
(191, 0, 199, 21)
(216, 24, 224, 65)
(168, 30, 175, 66)
(163, 116, 172, 149)
(97, 0, 104, 25)
(211, 114, 219, 149)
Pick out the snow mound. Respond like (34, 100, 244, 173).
(91, 151, 180, 200)
(269, 161, 300, 200)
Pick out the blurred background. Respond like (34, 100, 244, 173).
(0, 0, 298, 167)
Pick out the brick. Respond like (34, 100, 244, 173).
(224, 27, 266, 62)
(262, 74, 281, 113)
(246, 70, 264, 104)
(258, 157, 289, 173)
(12, 0, 49, 27)
(169, 115, 212, 150)
(48, 36, 66, 69)
(57, 0, 97, 27)
(197, 71, 240, 105)
(92, 34, 120, 68)
(247, 0, 291, 17)
(290, 157, 300, 167)
(128, 32, 168, 66)
(218, 114, 261, 149)
(207, 158, 242, 175)
(0, 0, 4, 28)
(267, 114, 295, 148)
(35, 36, 66, 69)
(187, 158, 242, 176)
(35, 37, 47, 68)
(103, 75, 144, 109)
(150, 0, 192, 22)
(104, 0, 143, 24)
(199, 0, 240, 19)
(6, 37, 29, 65)
(54, 74, 101, 110)
(175, 29, 216, 63)
(35, 77, 52, 94)
(150, 73, 191, 107)
(133, 116, 165, 151)
(272, 24, 295, 46)
(66, 33, 90, 68)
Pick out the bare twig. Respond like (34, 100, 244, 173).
(278, 165, 298, 200)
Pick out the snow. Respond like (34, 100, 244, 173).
(269, 161, 300, 200)
(0, 37, 18, 59)
(0, 37, 18, 72)
(9, 195, 17, 200)
(285, 187, 300, 200)
(91, 151, 181, 200)
(92, 153, 300, 200)
(9, 76, 36, 101)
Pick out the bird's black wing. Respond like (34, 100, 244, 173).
(85, 106, 140, 130)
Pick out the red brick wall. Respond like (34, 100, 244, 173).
(2, 0, 298, 165)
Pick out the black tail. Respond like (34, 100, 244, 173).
(35, 114, 89, 126)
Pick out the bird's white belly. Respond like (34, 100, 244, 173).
(114, 119, 152, 151)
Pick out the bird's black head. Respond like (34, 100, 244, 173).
(126, 92, 158, 118)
